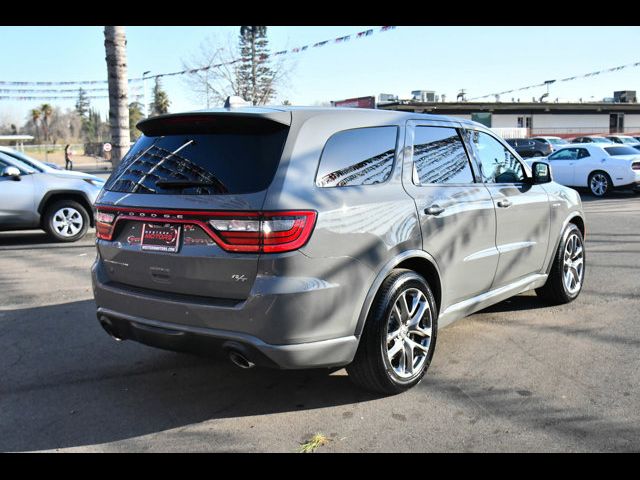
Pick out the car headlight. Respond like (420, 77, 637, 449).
(83, 178, 106, 187)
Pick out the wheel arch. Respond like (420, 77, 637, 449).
(544, 211, 585, 275)
(354, 250, 442, 338)
(38, 190, 95, 227)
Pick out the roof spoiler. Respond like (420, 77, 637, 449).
(137, 110, 291, 136)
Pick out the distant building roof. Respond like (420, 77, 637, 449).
(378, 101, 640, 114)
(0, 135, 34, 141)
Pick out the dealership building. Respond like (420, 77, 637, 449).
(334, 91, 640, 138)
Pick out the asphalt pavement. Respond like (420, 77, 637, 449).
(0, 191, 638, 452)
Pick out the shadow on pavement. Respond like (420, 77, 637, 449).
(0, 231, 95, 249)
(0, 299, 379, 451)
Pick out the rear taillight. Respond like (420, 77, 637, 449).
(208, 211, 316, 253)
(94, 207, 317, 254)
(95, 211, 116, 240)
(632, 162, 640, 171)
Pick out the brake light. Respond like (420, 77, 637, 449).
(208, 212, 316, 253)
(94, 207, 317, 253)
(95, 211, 116, 240)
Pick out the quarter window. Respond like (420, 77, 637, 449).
(464, 130, 525, 184)
(315, 127, 397, 187)
(412, 126, 474, 185)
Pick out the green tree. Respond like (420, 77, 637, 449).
(75, 88, 90, 119)
(149, 78, 170, 116)
(128, 101, 145, 141)
(237, 26, 276, 105)
(40, 103, 53, 142)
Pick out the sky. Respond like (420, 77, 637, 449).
(1, 26, 640, 125)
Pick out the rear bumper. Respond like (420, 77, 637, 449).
(92, 257, 364, 369)
(96, 307, 358, 369)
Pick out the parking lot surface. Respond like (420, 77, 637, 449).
(0, 192, 638, 452)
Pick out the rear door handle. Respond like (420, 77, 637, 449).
(497, 199, 512, 208)
(424, 205, 445, 216)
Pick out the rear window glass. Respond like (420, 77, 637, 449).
(605, 146, 639, 156)
(104, 129, 288, 195)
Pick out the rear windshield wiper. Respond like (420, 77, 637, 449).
(155, 180, 228, 192)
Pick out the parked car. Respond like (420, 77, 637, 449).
(530, 144, 640, 196)
(92, 106, 586, 394)
(505, 138, 552, 157)
(0, 146, 65, 172)
(605, 135, 640, 146)
(571, 136, 614, 144)
(0, 152, 105, 241)
(531, 136, 570, 152)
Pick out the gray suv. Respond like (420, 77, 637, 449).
(92, 107, 586, 394)
(0, 150, 104, 242)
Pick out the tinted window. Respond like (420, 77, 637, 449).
(315, 127, 397, 187)
(104, 129, 288, 195)
(549, 148, 579, 160)
(465, 130, 525, 183)
(577, 148, 590, 159)
(605, 146, 640, 156)
(412, 126, 474, 184)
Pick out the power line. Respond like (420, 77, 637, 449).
(0, 26, 397, 87)
(470, 60, 640, 101)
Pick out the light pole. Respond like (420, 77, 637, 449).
(142, 70, 151, 117)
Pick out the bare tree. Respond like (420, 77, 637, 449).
(104, 26, 130, 166)
(182, 31, 293, 108)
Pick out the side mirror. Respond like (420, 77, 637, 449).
(1, 166, 21, 181)
(531, 161, 552, 184)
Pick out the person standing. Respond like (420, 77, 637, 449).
(64, 144, 73, 170)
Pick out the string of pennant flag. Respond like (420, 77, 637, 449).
(470, 60, 640, 100)
(0, 26, 397, 96)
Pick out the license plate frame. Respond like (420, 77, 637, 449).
(140, 223, 182, 253)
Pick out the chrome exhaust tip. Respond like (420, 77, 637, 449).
(99, 315, 124, 342)
(228, 350, 255, 369)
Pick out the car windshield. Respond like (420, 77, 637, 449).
(1, 149, 48, 172)
(592, 137, 614, 143)
(619, 137, 639, 144)
(604, 146, 640, 156)
(0, 152, 37, 173)
(547, 138, 568, 145)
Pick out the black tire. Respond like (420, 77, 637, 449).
(43, 199, 90, 242)
(536, 223, 585, 305)
(588, 171, 612, 197)
(532, 151, 543, 157)
(347, 269, 438, 395)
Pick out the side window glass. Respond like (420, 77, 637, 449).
(412, 126, 474, 185)
(316, 126, 397, 187)
(578, 148, 591, 159)
(466, 131, 525, 184)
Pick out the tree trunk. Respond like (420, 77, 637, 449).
(104, 26, 130, 167)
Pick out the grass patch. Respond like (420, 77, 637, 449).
(298, 433, 330, 453)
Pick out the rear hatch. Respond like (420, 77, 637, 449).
(95, 112, 292, 300)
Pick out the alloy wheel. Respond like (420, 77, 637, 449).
(385, 288, 433, 378)
(52, 207, 84, 237)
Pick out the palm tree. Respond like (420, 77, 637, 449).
(30, 108, 41, 143)
(104, 26, 130, 167)
(39, 104, 53, 143)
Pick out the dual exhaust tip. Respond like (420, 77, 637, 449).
(228, 349, 255, 369)
(99, 314, 256, 369)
